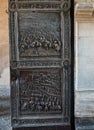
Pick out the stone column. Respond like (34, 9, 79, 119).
(75, 2, 94, 130)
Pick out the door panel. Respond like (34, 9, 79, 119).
(9, 0, 72, 129)
(18, 12, 61, 58)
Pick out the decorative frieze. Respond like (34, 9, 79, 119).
(9, 0, 70, 12)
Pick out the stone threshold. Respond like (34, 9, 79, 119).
(76, 126, 94, 130)
(76, 117, 94, 130)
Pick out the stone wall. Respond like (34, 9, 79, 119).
(0, 0, 10, 88)
(75, 0, 94, 3)
(75, 2, 94, 129)
(0, 0, 10, 115)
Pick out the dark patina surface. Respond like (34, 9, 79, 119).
(9, 0, 72, 129)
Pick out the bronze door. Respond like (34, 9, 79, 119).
(9, 0, 73, 129)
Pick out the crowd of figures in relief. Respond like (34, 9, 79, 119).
(19, 70, 62, 114)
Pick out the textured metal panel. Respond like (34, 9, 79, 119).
(18, 13, 61, 58)
(9, 0, 71, 129)
(19, 69, 62, 114)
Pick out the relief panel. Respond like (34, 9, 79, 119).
(18, 13, 61, 58)
(9, 0, 71, 128)
(19, 69, 62, 115)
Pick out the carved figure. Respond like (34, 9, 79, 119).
(20, 70, 62, 113)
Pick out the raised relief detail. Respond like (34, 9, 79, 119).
(9, 0, 71, 127)
(19, 30, 61, 57)
(9, 1, 61, 10)
(18, 13, 61, 58)
(9, 0, 70, 12)
(61, 0, 70, 12)
(19, 69, 62, 115)
(18, 2, 60, 10)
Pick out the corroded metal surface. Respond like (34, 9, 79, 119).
(9, 0, 71, 129)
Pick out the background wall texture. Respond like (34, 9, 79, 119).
(0, 0, 10, 88)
